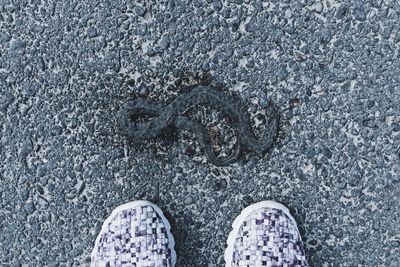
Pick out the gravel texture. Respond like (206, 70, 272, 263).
(1, 0, 399, 266)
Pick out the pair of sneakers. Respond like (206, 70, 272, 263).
(91, 200, 309, 267)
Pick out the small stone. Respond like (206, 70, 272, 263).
(269, 176, 278, 185)
(25, 201, 35, 214)
(51, 125, 63, 136)
(0, 32, 11, 42)
(184, 196, 194, 205)
(191, 0, 202, 8)
(212, 2, 222, 11)
(135, 6, 147, 17)
(353, 5, 367, 21)
(308, 239, 318, 246)
(372, 219, 380, 231)
(351, 188, 361, 197)
(201, 61, 210, 71)
(13, 248, 21, 257)
(242, 195, 253, 205)
(336, 4, 348, 19)
(77, 182, 86, 195)
(20, 138, 33, 159)
(390, 240, 400, 249)
(285, 9, 293, 19)
(212, 179, 227, 191)
(314, 2, 324, 13)
(37, 196, 49, 210)
(0, 93, 14, 111)
(323, 148, 332, 159)
(66, 190, 77, 199)
(159, 36, 170, 50)
(10, 38, 26, 51)
(6, 4, 17, 12)
(25, 82, 38, 97)
(334, 229, 344, 238)
(86, 27, 97, 38)
(37, 185, 45, 195)
(306, 148, 316, 159)
(146, 48, 156, 57)
(211, 169, 220, 176)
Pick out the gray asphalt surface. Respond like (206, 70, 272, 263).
(1, 0, 400, 266)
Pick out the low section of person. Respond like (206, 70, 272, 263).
(90, 200, 309, 267)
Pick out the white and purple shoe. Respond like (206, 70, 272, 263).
(225, 201, 309, 267)
(91, 200, 176, 267)
(91, 200, 308, 267)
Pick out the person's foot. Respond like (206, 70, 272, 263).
(224, 201, 309, 267)
(91, 200, 176, 267)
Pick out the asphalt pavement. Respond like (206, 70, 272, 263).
(1, 1, 399, 266)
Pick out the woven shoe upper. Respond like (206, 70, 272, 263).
(91, 204, 172, 267)
(231, 208, 308, 267)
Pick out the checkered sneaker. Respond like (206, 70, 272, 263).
(91, 201, 176, 267)
(225, 201, 309, 267)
